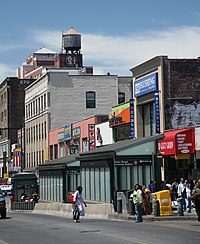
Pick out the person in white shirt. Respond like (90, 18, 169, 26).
(72, 186, 87, 222)
(177, 177, 186, 211)
(185, 180, 192, 213)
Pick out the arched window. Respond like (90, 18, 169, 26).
(118, 92, 125, 104)
(86, 91, 96, 108)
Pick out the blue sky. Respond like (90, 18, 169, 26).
(1, 0, 200, 82)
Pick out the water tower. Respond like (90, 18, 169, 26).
(62, 27, 82, 67)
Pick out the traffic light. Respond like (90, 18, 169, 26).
(0, 128, 2, 136)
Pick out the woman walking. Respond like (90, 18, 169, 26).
(72, 186, 87, 223)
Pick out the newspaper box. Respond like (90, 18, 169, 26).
(152, 190, 172, 216)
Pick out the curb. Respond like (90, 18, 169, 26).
(108, 213, 198, 222)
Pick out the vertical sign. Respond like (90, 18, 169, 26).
(154, 92, 160, 134)
(130, 98, 135, 139)
(88, 124, 95, 150)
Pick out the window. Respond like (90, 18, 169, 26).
(142, 102, 156, 137)
(86, 91, 96, 108)
(54, 144, 58, 159)
(118, 92, 125, 104)
(50, 145, 53, 160)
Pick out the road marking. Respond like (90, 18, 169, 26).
(99, 232, 149, 244)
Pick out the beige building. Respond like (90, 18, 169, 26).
(24, 69, 132, 170)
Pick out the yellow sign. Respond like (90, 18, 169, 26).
(3, 173, 9, 179)
(175, 154, 190, 160)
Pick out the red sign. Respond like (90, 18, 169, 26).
(158, 128, 195, 155)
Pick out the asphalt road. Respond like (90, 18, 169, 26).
(0, 212, 199, 244)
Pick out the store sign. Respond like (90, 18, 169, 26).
(69, 145, 79, 154)
(73, 127, 80, 139)
(175, 154, 190, 160)
(88, 124, 95, 150)
(64, 124, 72, 141)
(134, 73, 158, 98)
(130, 98, 134, 139)
(158, 128, 195, 155)
(109, 101, 130, 127)
(176, 131, 194, 154)
(154, 92, 160, 133)
(58, 132, 64, 142)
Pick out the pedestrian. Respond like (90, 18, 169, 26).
(147, 180, 156, 213)
(72, 186, 87, 223)
(133, 184, 143, 223)
(148, 180, 156, 193)
(191, 178, 200, 222)
(177, 177, 186, 212)
(185, 180, 192, 213)
(32, 192, 39, 204)
(161, 181, 169, 190)
(171, 178, 178, 201)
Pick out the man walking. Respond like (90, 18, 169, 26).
(191, 178, 200, 222)
(133, 184, 143, 223)
(177, 177, 186, 212)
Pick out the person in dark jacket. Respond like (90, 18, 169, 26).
(191, 178, 200, 222)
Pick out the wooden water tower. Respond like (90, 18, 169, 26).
(62, 27, 82, 67)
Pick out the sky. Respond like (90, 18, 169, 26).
(1, 0, 200, 82)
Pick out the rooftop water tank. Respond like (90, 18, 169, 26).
(63, 27, 81, 51)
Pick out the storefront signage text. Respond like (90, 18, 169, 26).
(134, 73, 158, 98)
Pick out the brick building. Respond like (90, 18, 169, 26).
(0, 77, 35, 176)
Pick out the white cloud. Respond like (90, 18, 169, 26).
(0, 63, 16, 83)
(1, 26, 200, 82)
(29, 26, 200, 76)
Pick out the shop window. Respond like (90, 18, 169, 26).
(86, 91, 96, 108)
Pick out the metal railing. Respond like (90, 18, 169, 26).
(11, 201, 35, 210)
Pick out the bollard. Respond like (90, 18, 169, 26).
(128, 198, 135, 215)
(177, 197, 184, 216)
(153, 199, 160, 216)
(117, 198, 122, 213)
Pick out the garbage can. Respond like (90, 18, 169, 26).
(117, 198, 122, 213)
(177, 197, 184, 216)
(153, 199, 160, 216)
(128, 198, 135, 215)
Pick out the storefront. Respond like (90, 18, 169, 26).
(39, 134, 164, 207)
(158, 128, 195, 180)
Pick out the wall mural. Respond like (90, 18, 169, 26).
(169, 101, 200, 129)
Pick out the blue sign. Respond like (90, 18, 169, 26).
(154, 92, 160, 134)
(64, 124, 72, 141)
(134, 73, 158, 98)
(129, 98, 135, 139)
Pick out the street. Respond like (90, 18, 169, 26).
(0, 212, 199, 244)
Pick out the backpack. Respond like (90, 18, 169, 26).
(68, 193, 75, 203)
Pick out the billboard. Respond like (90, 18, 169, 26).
(95, 122, 112, 147)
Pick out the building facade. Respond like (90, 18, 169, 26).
(24, 69, 132, 170)
(131, 56, 200, 180)
(0, 77, 35, 177)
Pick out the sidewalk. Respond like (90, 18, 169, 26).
(108, 208, 198, 222)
